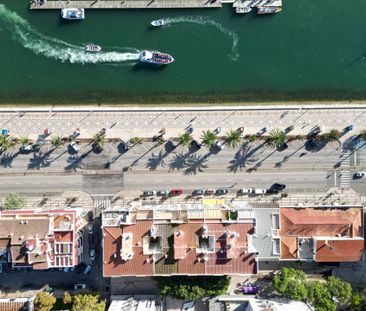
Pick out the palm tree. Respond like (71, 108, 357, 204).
(0, 135, 15, 152)
(267, 129, 287, 149)
(19, 135, 31, 146)
(50, 135, 62, 148)
(200, 130, 217, 148)
(93, 132, 106, 150)
(178, 132, 192, 146)
(225, 129, 242, 148)
(323, 129, 341, 142)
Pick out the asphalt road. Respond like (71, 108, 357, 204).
(0, 170, 327, 195)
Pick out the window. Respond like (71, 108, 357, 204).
(271, 214, 279, 229)
(272, 239, 280, 255)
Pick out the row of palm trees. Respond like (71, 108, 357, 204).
(177, 127, 346, 150)
(0, 127, 356, 154)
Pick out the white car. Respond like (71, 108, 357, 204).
(239, 188, 254, 195)
(74, 284, 86, 290)
(20, 144, 34, 152)
(215, 140, 225, 150)
(70, 142, 80, 152)
(254, 188, 267, 195)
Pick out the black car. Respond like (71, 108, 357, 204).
(190, 140, 202, 151)
(267, 183, 286, 194)
(215, 189, 229, 195)
(307, 126, 321, 140)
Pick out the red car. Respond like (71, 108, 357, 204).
(170, 189, 183, 196)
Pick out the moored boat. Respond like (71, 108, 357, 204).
(61, 8, 85, 20)
(85, 44, 102, 52)
(139, 50, 174, 65)
(151, 19, 165, 27)
(257, 6, 282, 14)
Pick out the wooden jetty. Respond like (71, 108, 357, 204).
(30, 0, 222, 9)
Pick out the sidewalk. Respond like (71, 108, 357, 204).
(0, 106, 364, 141)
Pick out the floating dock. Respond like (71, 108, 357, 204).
(30, 0, 222, 9)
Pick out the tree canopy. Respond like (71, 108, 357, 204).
(70, 293, 106, 311)
(273, 268, 307, 300)
(3, 193, 25, 209)
(273, 268, 355, 311)
(34, 292, 56, 311)
(156, 276, 230, 300)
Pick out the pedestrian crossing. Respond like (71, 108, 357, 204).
(340, 150, 351, 189)
(94, 199, 111, 210)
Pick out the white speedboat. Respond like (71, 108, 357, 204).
(235, 7, 252, 13)
(61, 8, 85, 20)
(85, 44, 102, 52)
(139, 50, 174, 65)
(151, 19, 165, 27)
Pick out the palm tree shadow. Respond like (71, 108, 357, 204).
(0, 151, 20, 168)
(27, 149, 55, 170)
(227, 146, 259, 173)
(184, 153, 210, 175)
(64, 155, 83, 172)
(275, 142, 306, 168)
(169, 153, 189, 171)
(146, 150, 167, 171)
(64, 149, 93, 172)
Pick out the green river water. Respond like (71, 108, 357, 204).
(1, 0, 366, 103)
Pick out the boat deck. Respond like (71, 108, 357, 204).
(30, 0, 222, 9)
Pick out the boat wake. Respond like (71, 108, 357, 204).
(163, 16, 239, 61)
(0, 4, 140, 64)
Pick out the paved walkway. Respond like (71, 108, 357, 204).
(0, 106, 365, 141)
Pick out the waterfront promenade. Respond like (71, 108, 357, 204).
(0, 104, 365, 140)
(30, 0, 222, 9)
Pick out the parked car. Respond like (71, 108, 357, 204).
(74, 284, 86, 290)
(170, 189, 183, 196)
(83, 265, 92, 274)
(157, 190, 169, 196)
(215, 140, 225, 150)
(89, 249, 95, 261)
(354, 171, 365, 179)
(88, 224, 93, 235)
(120, 140, 130, 151)
(192, 189, 205, 196)
(190, 140, 202, 151)
(254, 188, 266, 195)
(215, 189, 229, 195)
(205, 189, 216, 195)
(143, 190, 156, 197)
(63, 267, 70, 272)
(75, 263, 86, 274)
(307, 126, 321, 140)
(70, 141, 80, 153)
(19, 144, 34, 152)
(87, 211, 93, 222)
(238, 188, 254, 195)
(267, 183, 286, 194)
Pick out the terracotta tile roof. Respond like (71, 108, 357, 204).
(0, 299, 30, 311)
(0, 218, 50, 244)
(280, 208, 364, 261)
(315, 239, 364, 262)
(10, 245, 27, 263)
(103, 220, 257, 276)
